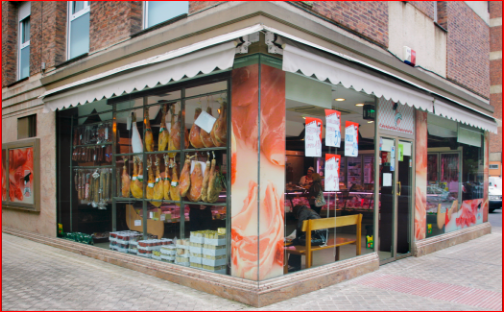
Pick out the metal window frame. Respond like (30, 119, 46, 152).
(67, 1, 90, 60)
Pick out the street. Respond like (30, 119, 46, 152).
(2, 212, 502, 311)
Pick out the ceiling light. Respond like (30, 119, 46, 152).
(367, 120, 374, 123)
(335, 98, 345, 102)
(355, 103, 364, 107)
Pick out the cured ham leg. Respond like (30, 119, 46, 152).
(163, 155, 171, 200)
(169, 106, 190, 152)
(200, 107, 215, 148)
(210, 100, 227, 147)
(206, 153, 223, 203)
(145, 109, 154, 152)
(146, 158, 155, 200)
(179, 155, 194, 198)
(131, 112, 143, 159)
(187, 157, 204, 202)
(151, 157, 163, 207)
(169, 159, 181, 201)
(200, 153, 211, 202)
(158, 105, 169, 151)
(167, 106, 177, 158)
(189, 108, 205, 148)
(131, 157, 143, 199)
(121, 158, 130, 198)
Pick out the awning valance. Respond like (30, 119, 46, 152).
(42, 42, 236, 112)
(282, 44, 434, 112)
(434, 100, 498, 133)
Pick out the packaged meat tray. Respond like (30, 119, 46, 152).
(116, 242, 129, 253)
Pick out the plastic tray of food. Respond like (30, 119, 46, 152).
(202, 257, 226, 267)
(202, 245, 226, 256)
(190, 262, 203, 269)
(202, 265, 226, 274)
(175, 260, 189, 267)
(161, 255, 175, 261)
(203, 237, 226, 246)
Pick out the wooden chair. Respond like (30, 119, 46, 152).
(285, 214, 363, 271)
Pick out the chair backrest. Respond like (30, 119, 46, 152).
(301, 214, 363, 232)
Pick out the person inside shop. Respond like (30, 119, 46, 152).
(308, 173, 324, 215)
(189, 205, 213, 231)
(299, 167, 315, 188)
(285, 205, 325, 272)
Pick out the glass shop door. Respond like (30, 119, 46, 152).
(378, 137, 414, 264)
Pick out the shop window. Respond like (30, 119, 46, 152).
(68, 1, 90, 59)
(57, 76, 230, 275)
(144, 1, 188, 29)
(17, 114, 36, 139)
(283, 67, 376, 274)
(18, 1, 31, 80)
(425, 114, 484, 238)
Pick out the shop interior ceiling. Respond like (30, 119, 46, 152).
(286, 84, 375, 139)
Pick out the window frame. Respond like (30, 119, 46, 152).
(17, 2, 31, 80)
(67, 1, 90, 60)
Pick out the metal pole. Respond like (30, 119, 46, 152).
(70, 116, 74, 233)
(180, 88, 186, 239)
(112, 102, 117, 231)
(373, 98, 380, 254)
(226, 75, 232, 275)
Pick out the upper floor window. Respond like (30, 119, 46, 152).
(18, 1, 31, 80)
(144, 1, 189, 29)
(68, 1, 90, 59)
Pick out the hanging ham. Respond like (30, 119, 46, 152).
(210, 100, 227, 147)
(158, 105, 169, 151)
(145, 109, 154, 152)
(163, 155, 171, 201)
(189, 108, 205, 148)
(131, 157, 143, 199)
(179, 155, 193, 198)
(199, 107, 215, 148)
(121, 158, 130, 198)
(200, 153, 211, 202)
(206, 156, 223, 203)
(169, 106, 190, 153)
(151, 157, 163, 207)
(187, 158, 204, 202)
(146, 158, 155, 200)
(169, 159, 181, 201)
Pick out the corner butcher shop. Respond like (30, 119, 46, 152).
(2, 24, 498, 306)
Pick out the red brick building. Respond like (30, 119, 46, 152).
(2, 1, 499, 306)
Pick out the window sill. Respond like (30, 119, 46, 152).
(55, 53, 89, 69)
(434, 22, 447, 33)
(131, 14, 188, 39)
(6, 77, 29, 88)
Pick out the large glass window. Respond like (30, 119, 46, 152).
(144, 1, 189, 29)
(425, 114, 485, 237)
(68, 1, 90, 59)
(18, 2, 31, 79)
(283, 69, 376, 274)
(57, 76, 230, 275)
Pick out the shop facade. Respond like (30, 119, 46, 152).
(3, 22, 497, 306)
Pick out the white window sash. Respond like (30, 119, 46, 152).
(143, 1, 149, 29)
(69, 1, 89, 21)
(19, 17, 30, 79)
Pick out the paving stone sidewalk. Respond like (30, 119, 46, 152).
(2, 227, 502, 311)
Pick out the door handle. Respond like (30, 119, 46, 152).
(397, 181, 401, 196)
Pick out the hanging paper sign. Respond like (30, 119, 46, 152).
(398, 144, 404, 161)
(190, 160, 207, 174)
(305, 117, 322, 157)
(324, 154, 341, 191)
(325, 109, 341, 147)
(194, 110, 217, 133)
(344, 121, 359, 157)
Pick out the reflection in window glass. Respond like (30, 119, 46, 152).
(69, 12, 90, 59)
(146, 1, 188, 28)
(20, 46, 30, 79)
(426, 113, 484, 238)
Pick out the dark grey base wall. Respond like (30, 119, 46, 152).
(2, 227, 379, 307)
(413, 222, 492, 257)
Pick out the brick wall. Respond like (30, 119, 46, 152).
(29, 1, 42, 76)
(409, 1, 435, 20)
(189, 1, 222, 14)
(311, 1, 389, 48)
(437, 1, 448, 28)
(89, 1, 142, 53)
(445, 1, 490, 98)
(41, 2, 67, 70)
(2, 1, 18, 86)
(489, 1, 502, 159)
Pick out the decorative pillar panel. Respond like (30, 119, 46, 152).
(258, 64, 285, 280)
(414, 110, 428, 240)
(230, 63, 260, 280)
(483, 132, 490, 222)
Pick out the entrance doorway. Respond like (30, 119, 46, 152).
(378, 137, 414, 264)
